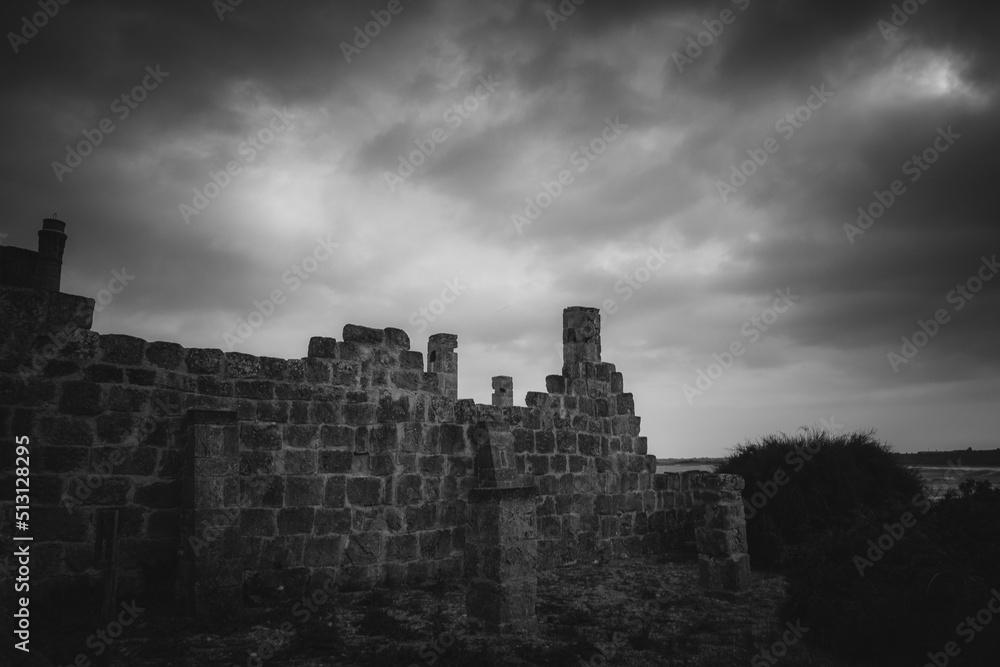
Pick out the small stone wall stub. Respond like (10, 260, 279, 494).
(691, 473, 751, 599)
(182, 409, 242, 617)
(491, 376, 513, 408)
(465, 486, 538, 632)
(465, 421, 538, 632)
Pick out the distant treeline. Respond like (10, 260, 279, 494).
(896, 448, 1000, 466)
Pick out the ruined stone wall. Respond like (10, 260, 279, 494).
(0, 286, 699, 611)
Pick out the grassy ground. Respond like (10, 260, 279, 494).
(74, 551, 850, 666)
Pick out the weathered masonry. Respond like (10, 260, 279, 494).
(0, 220, 749, 619)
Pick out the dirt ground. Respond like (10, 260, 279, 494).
(65, 551, 845, 666)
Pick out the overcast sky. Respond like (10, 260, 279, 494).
(2, 0, 998, 457)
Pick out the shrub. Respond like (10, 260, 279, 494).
(715, 428, 924, 567)
(719, 429, 1000, 665)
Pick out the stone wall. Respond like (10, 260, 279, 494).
(0, 284, 707, 612)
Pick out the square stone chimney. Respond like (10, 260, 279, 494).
(0, 218, 68, 292)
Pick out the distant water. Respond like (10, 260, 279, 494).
(656, 464, 716, 474)
(918, 466, 1000, 499)
(656, 464, 1000, 500)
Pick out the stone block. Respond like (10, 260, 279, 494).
(555, 430, 577, 454)
(224, 352, 261, 378)
(239, 451, 275, 475)
(84, 363, 124, 383)
(370, 423, 399, 452)
(262, 535, 306, 569)
(386, 533, 418, 562)
(197, 377, 233, 397)
(393, 474, 423, 506)
(240, 509, 277, 537)
(99, 334, 146, 365)
(319, 424, 354, 449)
(235, 380, 274, 399)
(279, 449, 318, 475)
(304, 535, 346, 567)
(343, 324, 385, 345)
(241, 476, 284, 507)
(59, 381, 103, 415)
(146, 341, 184, 369)
(319, 451, 353, 474)
(315, 507, 352, 535)
(344, 402, 376, 425)
(135, 480, 182, 509)
(439, 423, 466, 455)
(347, 477, 383, 506)
(278, 507, 316, 535)
(241, 423, 281, 450)
(323, 476, 347, 508)
(400, 350, 424, 370)
(307, 336, 338, 358)
(343, 533, 383, 566)
(186, 348, 224, 374)
(285, 476, 326, 506)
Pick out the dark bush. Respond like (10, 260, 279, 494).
(718, 428, 1000, 665)
(715, 428, 925, 567)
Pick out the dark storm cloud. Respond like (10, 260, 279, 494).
(2, 0, 999, 453)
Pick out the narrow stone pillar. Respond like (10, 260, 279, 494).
(465, 422, 537, 632)
(562, 306, 601, 374)
(428, 333, 458, 399)
(181, 409, 242, 617)
(491, 376, 513, 408)
(692, 473, 751, 600)
(35, 218, 67, 292)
